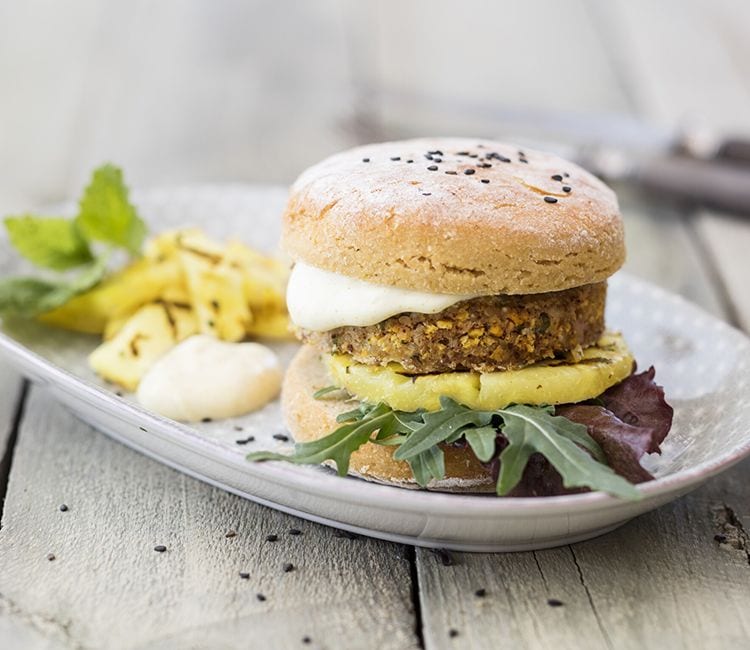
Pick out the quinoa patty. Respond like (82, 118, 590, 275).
(299, 282, 607, 374)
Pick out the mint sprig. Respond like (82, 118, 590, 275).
(0, 164, 144, 317)
(248, 397, 641, 500)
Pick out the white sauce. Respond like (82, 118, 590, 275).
(287, 262, 480, 331)
(136, 335, 282, 422)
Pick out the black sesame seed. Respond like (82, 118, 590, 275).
(431, 548, 454, 566)
(59, 504, 69, 512)
(445, 170, 457, 175)
(265, 534, 279, 542)
(478, 162, 492, 168)
(428, 149, 443, 155)
(562, 186, 571, 192)
(283, 562, 295, 573)
(273, 433, 290, 442)
(433, 157, 442, 163)
(289, 528, 302, 536)
(225, 530, 237, 538)
(475, 588, 487, 597)
(235, 435, 255, 445)
(519, 158, 528, 163)
(547, 598, 564, 607)
(390, 156, 401, 161)
(499, 156, 511, 163)
(714, 533, 727, 543)
(551, 174, 563, 181)
(154, 545, 167, 553)
(47, 553, 56, 561)
(425, 153, 434, 160)
(201, 417, 212, 423)
(115, 391, 123, 397)
(427, 165, 438, 171)
(449, 629, 459, 638)
(464, 169, 475, 175)
(234, 425, 243, 432)
(239, 571, 250, 579)
(468, 153, 478, 158)
(544, 196, 558, 203)
(406, 159, 414, 163)
(518, 150, 525, 156)
(563, 172, 570, 177)
(362, 157, 370, 163)
(422, 192, 432, 196)
(335, 530, 357, 540)
(480, 179, 490, 184)
(302, 637, 312, 645)
(139, 426, 147, 432)
(457, 151, 469, 156)
(256, 593, 266, 602)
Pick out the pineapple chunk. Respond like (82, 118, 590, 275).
(89, 302, 198, 390)
(326, 332, 634, 412)
(223, 240, 288, 312)
(176, 232, 250, 342)
(244, 307, 292, 340)
(39, 256, 183, 334)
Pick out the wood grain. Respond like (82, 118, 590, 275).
(0, 389, 419, 650)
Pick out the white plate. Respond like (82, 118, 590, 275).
(2, 185, 750, 552)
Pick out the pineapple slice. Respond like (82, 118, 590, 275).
(89, 302, 197, 390)
(326, 332, 634, 412)
(176, 231, 250, 342)
(38, 256, 183, 334)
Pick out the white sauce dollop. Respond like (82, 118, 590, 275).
(137, 335, 282, 422)
(287, 262, 480, 331)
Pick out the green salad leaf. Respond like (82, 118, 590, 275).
(248, 396, 643, 499)
(0, 164, 144, 317)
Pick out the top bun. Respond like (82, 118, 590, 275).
(283, 137, 624, 295)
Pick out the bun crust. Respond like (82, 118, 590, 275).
(283, 137, 624, 294)
(281, 345, 494, 492)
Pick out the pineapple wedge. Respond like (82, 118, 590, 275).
(176, 231, 250, 342)
(39, 256, 183, 334)
(89, 301, 197, 390)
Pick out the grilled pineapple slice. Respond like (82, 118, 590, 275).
(326, 332, 634, 412)
(89, 302, 197, 390)
(176, 231, 250, 342)
(38, 256, 183, 334)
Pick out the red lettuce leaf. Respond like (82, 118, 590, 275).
(480, 366, 674, 495)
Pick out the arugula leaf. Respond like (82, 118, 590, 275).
(407, 446, 445, 487)
(464, 426, 497, 463)
(247, 393, 645, 500)
(0, 257, 107, 317)
(76, 164, 146, 255)
(496, 405, 639, 499)
(313, 385, 343, 399)
(393, 397, 493, 460)
(4, 216, 93, 270)
(247, 403, 397, 476)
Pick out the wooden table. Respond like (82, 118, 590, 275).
(1, 2, 749, 648)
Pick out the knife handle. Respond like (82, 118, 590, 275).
(716, 137, 750, 164)
(636, 156, 750, 217)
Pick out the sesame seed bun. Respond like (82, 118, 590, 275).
(282, 344, 495, 492)
(283, 137, 624, 295)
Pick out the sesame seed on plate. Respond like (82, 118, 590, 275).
(544, 196, 558, 203)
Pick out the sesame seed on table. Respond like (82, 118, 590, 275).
(1, 2, 750, 649)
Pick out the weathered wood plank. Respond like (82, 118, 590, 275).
(0, 388, 420, 650)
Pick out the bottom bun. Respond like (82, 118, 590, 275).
(281, 345, 495, 493)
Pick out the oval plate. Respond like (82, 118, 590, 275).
(1, 185, 750, 552)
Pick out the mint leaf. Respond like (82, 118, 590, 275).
(0, 256, 107, 317)
(496, 405, 639, 499)
(4, 216, 93, 270)
(76, 164, 146, 255)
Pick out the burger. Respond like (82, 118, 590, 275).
(250, 138, 673, 498)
